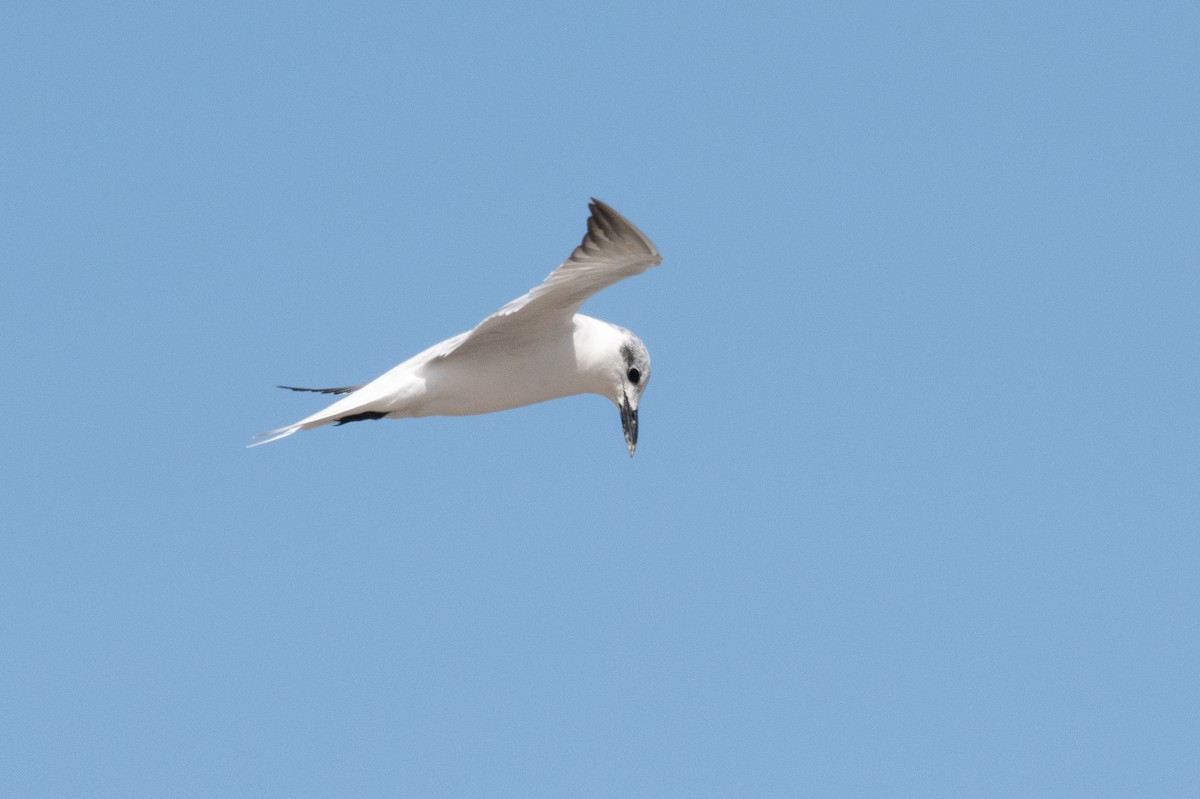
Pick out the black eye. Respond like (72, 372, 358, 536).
(627, 368, 641, 385)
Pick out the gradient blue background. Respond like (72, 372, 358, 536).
(3, 2, 1197, 795)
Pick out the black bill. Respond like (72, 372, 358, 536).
(619, 391, 638, 457)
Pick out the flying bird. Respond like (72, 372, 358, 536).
(250, 199, 662, 456)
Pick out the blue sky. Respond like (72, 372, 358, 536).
(3, 1, 1197, 795)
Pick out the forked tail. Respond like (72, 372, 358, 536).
(247, 424, 305, 448)
(248, 384, 388, 448)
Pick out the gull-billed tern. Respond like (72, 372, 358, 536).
(250, 199, 662, 456)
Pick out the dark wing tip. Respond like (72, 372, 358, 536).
(277, 384, 363, 396)
(572, 199, 662, 265)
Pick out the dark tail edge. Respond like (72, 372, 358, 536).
(277, 384, 364, 396)
(334, 411, 389, 425)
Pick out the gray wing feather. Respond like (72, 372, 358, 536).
(277, 384, 364, 396)
(440, 199, 661, 358)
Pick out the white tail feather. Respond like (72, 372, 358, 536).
(248, 387, 392, 448)
(246, 424, 303, 448)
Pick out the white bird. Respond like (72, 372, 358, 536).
(250, 199, 662, 456)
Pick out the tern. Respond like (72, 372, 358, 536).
(250, 199, 662, 455)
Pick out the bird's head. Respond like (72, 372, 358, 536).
(611, 332, 651, 457)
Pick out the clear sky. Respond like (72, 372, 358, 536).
(3, 2, 1197, 796)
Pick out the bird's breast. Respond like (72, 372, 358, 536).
(414, 341, 591, 417)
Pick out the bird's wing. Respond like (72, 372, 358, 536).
(438, 199, 661, 359)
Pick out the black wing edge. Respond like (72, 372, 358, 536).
(277, 384, 363, 396)
(569, 198, 662, 264)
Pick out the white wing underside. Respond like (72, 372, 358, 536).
(436, 198, 662, 359)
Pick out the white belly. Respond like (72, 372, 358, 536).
(413, 341, 587, 417)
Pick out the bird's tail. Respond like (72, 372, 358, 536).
(247, 384, 391, 448)
(247, 424, 306, 448)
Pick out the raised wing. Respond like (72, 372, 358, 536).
(440, 199, 661, 358)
